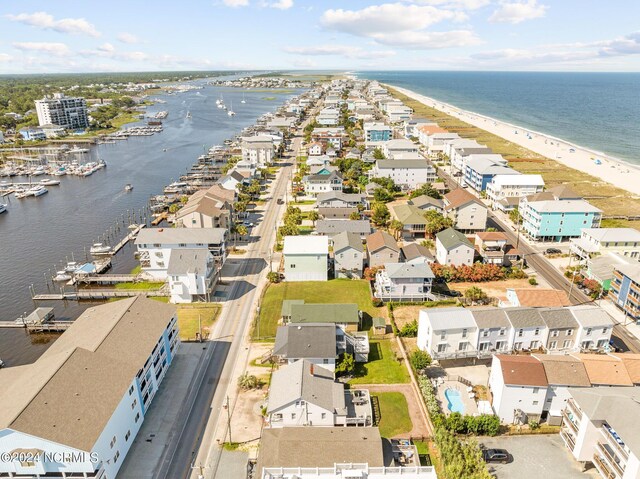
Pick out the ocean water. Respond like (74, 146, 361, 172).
(358, 71, 640, 164)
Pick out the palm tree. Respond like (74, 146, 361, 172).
(389, 219, 404, 240)
(236, 225, 248, 240)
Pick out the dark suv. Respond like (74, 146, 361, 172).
(482, 448, 511, 464)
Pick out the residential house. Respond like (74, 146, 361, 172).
(609, 262, 640, 321)
(400, 243, 434, 265)
(311, 127, 345, 150)
(417, 124, 448, 147)
(373, 262, 434, 302)
(274, 323, 337, 371)
(366, 231, 400, 268)
(40, 123, 67, 138)
(504, 308, 549, 351)
(540, 308, 580, 352)
(585, 252, 636, 292)
(443, 138, 482, 162)
(316, 220, 372, 240)
(474, 232, 509, 265)
(167, 249, 217, 303)
(405, 119, 436, 138)
(388, 203, 428, 238)
(520, 197, 602, 242)
(489, 355, 548, 424)
(175, 188, 232, 229)
(0, 297, 179, 479)
(316, 191, 366, 209)
(417, 308, 479, 359)
(499, 288, 571, 308)
(303, 170, 344, 197)
(19, 127, 46, 141)
(471, 308, 512, 355)
(283, 236, 329, 282)
(370, 160, 437, 190)
(333, 231, 365, 279)
(450, 144, 494, 172)
(435, 228, 474, 266)
(218, 170, 246, 191)
(486, 174, 545, 209)
(570, 228, 640, 261)
(308, 142, 324, 157)
(319, 207, 357, 220)
(135, 228, 227, 280)
(425, 132, 460, 156)
(386, 103, 413, 123)
(463, 155, 518, 192)
(382, 138, 419, 158)
(571, 306, 615, 351)
(573, 354, 634, 387)
(307, 155, 331, 168)
(317, 107, 340, 126)
(408, 195, 444, 213)
(443, 189, 488, 232)
(310, 165, 338, 176)
(560, 387, 640, 479)
(364, 122, 392, 147)
(241, 135, 275, 168)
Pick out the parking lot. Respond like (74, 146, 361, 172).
(480, 434, 599, 479)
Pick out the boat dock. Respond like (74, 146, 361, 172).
(111, 224, 145, 255)
(151, 212, 168, 225)
(74, 274, 139, 284)
(32, 289, 168, 301)
(0, 307, 71, 333)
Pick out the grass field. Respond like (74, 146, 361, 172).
(177, 303, 221, 341)
(114, 281, 164, 291)
(388, 87, 640, 225)
(375, 392, 413, 438)
(349, 339, 410, 385)
(254, 280, 385, 340)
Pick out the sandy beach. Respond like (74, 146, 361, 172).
(390, 85, 640, 197)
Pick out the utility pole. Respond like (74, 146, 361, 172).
(225, 395, 232, 445)
(198, 313, 202, 343)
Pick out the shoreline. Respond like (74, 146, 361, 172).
(387, 84, 640, 197)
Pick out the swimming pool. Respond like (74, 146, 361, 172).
(444, 388, 465, 414)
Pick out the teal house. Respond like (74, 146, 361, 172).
(520, 199, 602, 242)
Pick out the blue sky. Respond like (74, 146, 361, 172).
(1, 0, 639, 73)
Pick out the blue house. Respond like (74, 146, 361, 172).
(520, 198, 602, 242)
(609, 263, 640, 321)
(364, 122, 392, 147)
(463, 154, 518, 192)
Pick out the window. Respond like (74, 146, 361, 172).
(458, 342, 467, 351)
(321, 413, 327, 419)
(551, 330, 559, 337)
(129, 385, 135, 396)
(437, 343, 447, 353)
(114, 451, 120, 464)
(563, 340, 572, 348)
(440, 332, 446, 340)
(533, 401, 539, 406)
(125, 430, 131, 442)
(291, 413, 296, 420)
(602, 327, 608, 334)
(479, 342, 490, 351)
(586, 328, 592, 336)
(530, 340, 539, 349)
(499, 328, 506, 336)
(290, 264, 296, 268)
(110, 436, 117, 449)
(518, 329, 524, 337)
(131, 399, 137, 410)
(135, 412, 140, 423)
(566, 329, 573, 336)
(323, 358, 329, 364)
(534, 328, 540, 336)
(462, 329, 468, 338)
(514, 342, 522, 350)
(549, 340, 557, 349)
(482, 329, 489, 337)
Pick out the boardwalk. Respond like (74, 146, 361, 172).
(33, 288, 168, 301)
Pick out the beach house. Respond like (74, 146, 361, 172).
(570, 228, 640, 261)
(274, 323, 338, 371)
(241, 135, 275, 168)
(408, 195, 444, 213)
(388, 203, 428, 238)
(417, 308, 479, 360)
(303, 170, 344, 197)
(382, 138, 419, 158)
(443, 189, 488, 232)
(369, 160, 437, 190)
(609, 262, 640, 321)
(366, 231, 400, 268)
(520, 198, 603, 242)
(364, 122, 392, 147)
(167, 249, 217, 303)
(332, 231, 365, 279)
(463, 155, 518, 192)
(486, 174, 545, 209)
(283, 236, 329, 282)
(435, 228, 474, 266)
(316, 191, 367, 209)
(373, 262, 434, 302)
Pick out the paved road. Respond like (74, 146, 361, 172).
(439, 168, 640, 353)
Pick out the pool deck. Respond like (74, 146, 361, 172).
(436, 380, 479, 416)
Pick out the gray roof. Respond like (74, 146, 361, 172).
(135, 227, 226, 246)
(166, 248, 211, 275)
(0, 297, 176, 452)
(384, 262, 434, 279)
(436, 228, 473, 250)
(420, 307, 476, 330)
(400, 243, 434, 262)
(316, 191, 365, 204)
(471, 308, 511, 329)
(503, 308, 545, 328)
(319, 207, 357, 219)
(569, 306, 615, 328)
(316, 219, 372, 236)
(267, 360, 345, 414)
(567, 387, 640, 455)
(376, 159, 433, 169)
(539, 308, 579, 329)
(410, 195, 444, 210)
(332, 231, 363, 254)
(274, 323, 337, 359)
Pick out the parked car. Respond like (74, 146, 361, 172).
(482, 448, 511, 464)
(545, 248, 562, 255)
(277, 198, 284, 205)
(243, 221, 254, 227)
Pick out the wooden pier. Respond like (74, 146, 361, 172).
(151, 212, 168, 226)
(32, 289, 168, 301)
(74, 274, 139, 284)
(112, 224, 145, 254)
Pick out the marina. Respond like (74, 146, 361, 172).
(0, 78, 303, 366)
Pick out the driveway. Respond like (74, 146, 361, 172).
(480, 435, 599, 479)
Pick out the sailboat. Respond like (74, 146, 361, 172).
(186, 111, 192, 119)
(241, 93, 246, 104)
(227, 101, 236, 116)
(217, 94, 224, 109)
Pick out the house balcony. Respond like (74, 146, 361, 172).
(566, 398, 583, 421)
(560, 428, 577, 452)
(561, 408, 579, 434)
(601, 424, 630, 463)
(595, 442, 625, 478)
(593, 453, 618, 479)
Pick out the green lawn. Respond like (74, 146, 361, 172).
(254, 279, 384, 340)
(374, 392, 413, 438)
(349, 339, 410, 385)
(177, 303, 221, 341)
(114, 281, 164, 291)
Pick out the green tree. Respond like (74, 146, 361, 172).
(349, 210, 361, 220)
(168, 203, 181, 214)
(389, 219, 404, 240)
(509, 207, 522, 225)
(335, 353, 355, 376)
(267, 271, 280, 283)
(464, 286, 488, 304)
(238, 373, 260, 390)
(236, 225, 248, 237)
(423, 210, 454, 238)
(409, 183, 442, 199)
(409, 350, 432, 370)
(308, 210, 319, 226)
(373, 148, 385, 160)
(371, 203, 390, 227)
(373, 188, 394, 203)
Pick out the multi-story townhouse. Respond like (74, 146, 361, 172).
(570, 228, 640, 261)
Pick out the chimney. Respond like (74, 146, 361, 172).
(310, 363, 314, 376)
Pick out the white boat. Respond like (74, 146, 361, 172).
(53, 271, 72, 282)
(29, 185, 48, 197)
(0, 359, 4, 368)
(53, 169, 67, 176)
(64, 262, 79, 273)
(68, 146, 90, 155)
(14, 189, 31, 199)
(89, 243, 112, 255)
(40, 178, 61, 186)
(125, 184, 133, 192)
(241, 93, 246, 104)
(31, 167, 45, 176)
(227, 101, 236, 116)
(186, 111, 192, 119)
(0, 204, 6, 214)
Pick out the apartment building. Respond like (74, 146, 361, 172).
(35, 93, 89, 129)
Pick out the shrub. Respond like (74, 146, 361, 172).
(528, 277, 538, 285)
(267, 272, 280, 283)
(529, 420, 540, 431)
(335, 353, 355, 376)
(238, 373, 260, 390)
(409, 350, 432, 370)
(398, 320, 418, 337)
(371, 297, 383, 307)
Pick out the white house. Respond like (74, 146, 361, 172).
(241, 135, 275, 168)
(274, 323, 337, 371)
(417, 307, 479, 359)
(370, 160, 437, 190)
(443, 189, 488, 232)
(504, 308, 549, 351)
(167, 249, 217, 303)
(373, 262, 434, 302)
(471, 308, 513, 356)
(317, 107, 340, 126)
(307, 142, 324, 157)
(0, 297, 179, 479)
(425, 132, 460, 155)
(135, 228, 227, 280)
(267, 360, 347, 428)
(489, 354, 549, 424)
(486, 174, 545, 208)
(303, 171, 344, 197)
(382, 139, 418, 158)
(283, 235, 329, 282)
(386, 103, 413, 123)
(364, 122, 393, 147)
(570, 228, 640, 261)
(435, 228, 474, 266)
(570, 305, 615, 351)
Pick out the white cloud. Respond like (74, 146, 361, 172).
(0, 53, 13, 62)
(5, 11, 100, 36)
(597, 31, 640, 57)
(408, 0, 490, 9)
(284, 45, 396, 59)
(117, 32, 140, 44)
(222, 0, 249, 6)
(268, 0, 293, 9)
(13, 42, 71, 57)
(488, 0, 548, 24)
(320, 3, 478, 50)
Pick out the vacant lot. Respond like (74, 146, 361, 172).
(393, 302, 458, 330)
(374, 392, 413, 438)
(447, 278, 533, 299)
(349, 339, 410, 385)
(254, 280, 386, 340)
(177, 303, 221, 341)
